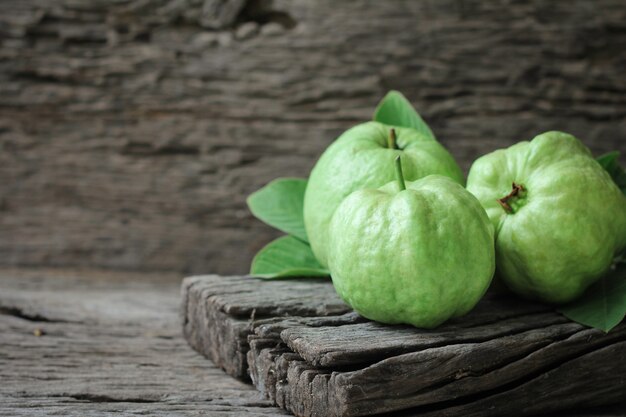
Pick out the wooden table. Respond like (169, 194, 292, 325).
(0, 268, 288, 416)
(1, 268, 624, 416)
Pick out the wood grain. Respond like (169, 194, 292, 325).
(0, 268, 289, 416)
(2, 0, 626, 274)
(181, 274, 352, 379)
(182, 274, 626, 417)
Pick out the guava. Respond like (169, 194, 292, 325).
(327, 158, 495, 328)
(466, 131, 626, 304)
(304, 121, 464, 268)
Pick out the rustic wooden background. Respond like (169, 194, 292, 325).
(1, 0, 625, 275)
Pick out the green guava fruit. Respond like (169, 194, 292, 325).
(327, 158, 495, 328)
(304, 121, 464, 268)
(466, 131, 626, 304)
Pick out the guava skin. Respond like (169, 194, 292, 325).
(467, 131, 626, 304)
(327, 176, 495, 329)
(304, 121, 464, 268)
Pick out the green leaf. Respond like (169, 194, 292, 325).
(373, 90, 435, 140)
(596, 151, 626, 195)
(247, 178, 308, 242)
(596, 151, 620, 170)
(557, 263, 626, 332)
(250, 235, 330, 279)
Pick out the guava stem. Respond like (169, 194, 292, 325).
(387, 128, 398, 150)
(496, 182, 525, 213)
(497, 199, 513, 213)
(394, 155, 406, 191)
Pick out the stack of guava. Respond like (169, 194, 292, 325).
(250, 91, 626, 330)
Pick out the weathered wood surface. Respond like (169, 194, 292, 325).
(2, 1, 626, 275)
(182, 275, 626, 417)
(181, 274, 354, 379)
(0, 268, 289, 416)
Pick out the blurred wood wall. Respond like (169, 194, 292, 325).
(1, 0, 625, 274)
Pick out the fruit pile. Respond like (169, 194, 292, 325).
(247, 91, 626, 331)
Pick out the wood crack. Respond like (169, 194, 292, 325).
(348, 327, 626, 415)
(64, 393, 159, 404)
(182, 275, 626, 417)
(284, 310, 568, 369)
(383, 341, 626, 417)
(0, 305, 65, 323)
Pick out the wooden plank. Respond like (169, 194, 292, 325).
(2, 0, 626, 275)
(182, 275, 626, 417)
(0, 268, 289, 416)
(181, 275, 353, 379)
